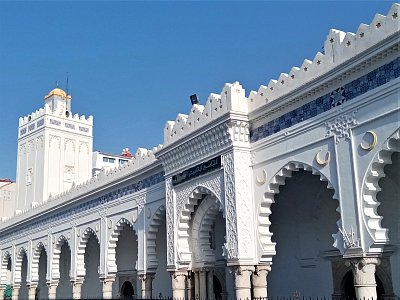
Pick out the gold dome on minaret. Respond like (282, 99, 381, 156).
(44, 88, 71, 100)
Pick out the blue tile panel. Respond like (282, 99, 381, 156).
(250, 57, 400, 143)
(0, 171, 165, 239)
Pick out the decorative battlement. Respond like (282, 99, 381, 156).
(248, 3, 399, 113)
(1, 144, 164, 228)
(164, 81, 247, 146)
(19, 107, 93, 127)
(18, 106, 93, 138)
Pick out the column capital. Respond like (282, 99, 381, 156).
(100, 276, 116, 283)
(139, 272, 156, 281)
(229, 265, 255, 276)
(254, 264, 271, 275)
(345, 257, 381, 268)
(170, 270, 188, 279)
(28, 282, 38, 289)
(345, 256, 380, 300)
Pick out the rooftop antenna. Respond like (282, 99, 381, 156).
(66, 72, 69, 96)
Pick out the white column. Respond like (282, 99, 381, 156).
(140, 273, 155, 298)
(28, 283, 37, 300)
(187, 272, 195, 300)
(347, 258, 380, 300)
(199, 269, 207, 299)
(171, 271, 186, 300)
(101, 276, 115, 299)
(47, 282, 58, 300)
(231, 266, 254, 300)
(206, 269, 214, 300)
(194, 271, 200, 299)
(72, 280, 83, 299)
(251, 264, 271, 299)
(11, 285, 19, 300)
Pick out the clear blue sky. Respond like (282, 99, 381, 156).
(0, 1, 393, 180)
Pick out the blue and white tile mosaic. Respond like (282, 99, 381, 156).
(250, 57, 400, 143)
(0, 171, 165, 239)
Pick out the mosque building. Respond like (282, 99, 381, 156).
(0, 4, 399, 299)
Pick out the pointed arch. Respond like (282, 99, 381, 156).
(14, 247, 27, 284)
(76, 227, 99, 278)
(0, 251, 11, 285)
(107, 218, 135, 274)
(146, 205, 166, 271)
(31, 242, 47, 282)
(258, 161, 339, 259)
(51, 235, 70, 281)
(191, 195, 223, 265)
(177, 186, 223, 263)
(361, 128, 400, 248)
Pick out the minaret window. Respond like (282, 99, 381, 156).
(26, 168, 33, 185)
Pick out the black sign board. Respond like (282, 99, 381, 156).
(172, 156, 221, 186)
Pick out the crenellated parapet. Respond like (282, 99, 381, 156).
(164, 82, 247, 147)
(2, 145, 163, 228)
(248, 3, 399, 113)
(18, 106, 93, 137)
(19, 107, 93, 127)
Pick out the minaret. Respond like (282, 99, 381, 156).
(15, 88, 93, 212)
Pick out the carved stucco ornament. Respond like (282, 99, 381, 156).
(315, 150, 330, 166)
(255, 169, 267, 185)
(326, 111, 358, 144)
(132, 209, 138, 223)
(360, 130, 377, 151)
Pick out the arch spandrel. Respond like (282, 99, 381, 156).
(257, 161, 341, 261)
(361, 128, 400, 253)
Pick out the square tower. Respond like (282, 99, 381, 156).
(15, 88, 93, 212)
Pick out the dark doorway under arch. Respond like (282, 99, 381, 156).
(213, 275, 223, 300)
(121, 281, 134, 299)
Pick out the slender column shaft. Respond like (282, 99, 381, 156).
(11, 286, 19, 300)
(251, 265, 271, 299)
(231, 266, 254, 300)
(101, 277, 115, 299)
(171, 271, 187, 300)
(72, 280, 83, 299)
(206, 270, 214, 300)
(194, 271, 200, 299)
(28, 284, 37, 300)
(199, 270, 207, 299)
(187, 272, 195, 300)
(48, 283, 58, 300)
(140, 273, 155, 298)
(0, 287, 4, 300)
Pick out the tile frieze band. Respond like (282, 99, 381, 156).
(250, 57, 399, 143)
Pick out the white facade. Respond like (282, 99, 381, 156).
(15, 88, 93, 212)
(0, 180, 15, 220)
(0, 4, 399, 300)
